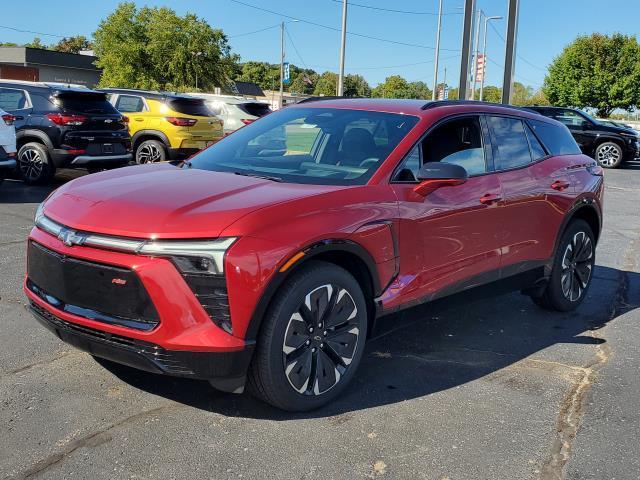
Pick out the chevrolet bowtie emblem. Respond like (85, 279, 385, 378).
(57, 228, 85, 247)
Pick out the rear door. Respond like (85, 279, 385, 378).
(389, 114, 503, 307)
(113, 94, 148, 132)
(487, 115, 568, 274)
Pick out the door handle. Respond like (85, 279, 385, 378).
(134, 117, 144, 122)
(14, 115, 24, 120)
(479, 193, 502, 205)
(551, 180, 570, 191)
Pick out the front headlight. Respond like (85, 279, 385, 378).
(138, 238, 237, 275)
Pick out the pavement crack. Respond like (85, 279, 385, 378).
(1, 351, 78, 377)
(540, 231, 639, 480)
(17, 405, 179, 479)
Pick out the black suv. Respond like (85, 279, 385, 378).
(0, 81, 132, 184)
(527, 106, 639, 168)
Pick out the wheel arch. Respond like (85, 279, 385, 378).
(553, 200, 602, 260)
(16, 130, 54, 150)
(243, 239, 382, 343)
(131, 130, 171, 151)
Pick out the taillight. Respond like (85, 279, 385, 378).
(2, 114, 15, 125)
(46, 113, 87, 126)
(165, 117, 197, 127)
(587, 164, 604, 176)
(240, 119, 254, 126)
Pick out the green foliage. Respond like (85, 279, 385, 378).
(544, 33, 640, 117)
(93, 2, 238, 91)
(314, 71, 338, 96)
(24, 37, 45, 49)
(371, 75, 432, 99)
(481, 85, 501, 103)
(53, 36, 91, 54)
(344, 74, 371, 97)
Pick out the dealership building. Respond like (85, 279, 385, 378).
(0, 47, 101, 87)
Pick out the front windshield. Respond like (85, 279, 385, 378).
(185, 107, 419, 185)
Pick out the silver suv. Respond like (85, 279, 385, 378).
(185, 94, 271, 135)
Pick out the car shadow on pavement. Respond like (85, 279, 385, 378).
(623, 159, 640, 170)
(0, 170, 86, 204)
(98, 264, 638, 419)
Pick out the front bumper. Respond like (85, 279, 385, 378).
(30, 302, 253, 392)
(25, 227, 254, 392)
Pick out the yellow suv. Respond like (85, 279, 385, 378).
(102, 89, 224, 163)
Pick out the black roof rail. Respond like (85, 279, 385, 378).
(421, 99, 526, 111)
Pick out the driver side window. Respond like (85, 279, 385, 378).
(393, 115, 486, 181)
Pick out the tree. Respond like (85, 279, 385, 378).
(314, 71, 338, 96)
(93, 2, 238, 91)
(544, 33, 640, 117)
(289, 71, 317, 94)
(372, 76, 431, 99)
(24, 37, 45, 49)
(407, 80, 431, 99)
(53, 36, 91, 54)
(481, 85, 501, 103)
(344, 74, 371, 97)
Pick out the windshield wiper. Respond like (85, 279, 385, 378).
(234, 171, 282, 182)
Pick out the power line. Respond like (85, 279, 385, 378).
(229, 24, 280, 38)
(0, 24, 67, 38)
(487, 21, 546, 72)
(229, 0, 459, 52)
(285, 28, 308, 70)
(328, 0, 462, 16)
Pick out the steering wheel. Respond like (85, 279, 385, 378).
(358, 158, 379, 168)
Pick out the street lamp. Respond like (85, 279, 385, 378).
(479, 16, 502, 101)
(192, 51, 202, 90)
(431, 0, 443, 100)
(279, 19, 299, 109)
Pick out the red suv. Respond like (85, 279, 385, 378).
(25, 99, 603, 411)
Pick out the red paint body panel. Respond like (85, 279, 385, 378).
(25, 99, 604, 366)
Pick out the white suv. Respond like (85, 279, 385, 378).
(0, 107, 17, 187)
(185, 94, 272, 135)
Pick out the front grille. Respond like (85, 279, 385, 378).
(30, 302, 195, 376)
(181, 274, 232, 333)
(27, 241, 159, 330)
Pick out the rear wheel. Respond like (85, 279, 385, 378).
(17, 142, 55, 185)
(135, 139, 166, 164)
(532, 219, 595, 311)
(248, 261, 368, 411)
(595, 141, 623, 168)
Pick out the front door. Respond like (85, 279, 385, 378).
(387, 114, 504, 309)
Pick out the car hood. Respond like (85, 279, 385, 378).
(43, 164, 346, 239)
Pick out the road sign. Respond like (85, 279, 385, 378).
(283, 62, 290, 85)
(475, 54, 486, 82)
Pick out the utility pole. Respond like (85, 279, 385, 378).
(470, 9, 483, 100)
(458, 0, 476, 100)
(279, 21, 285, 109)
(501, 0, 520, 104)
(337, 0, 348, 96)
(479, 15, 502, 101)
(431, 0, 443, 101)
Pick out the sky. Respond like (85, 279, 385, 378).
(1, 0, 638, 91)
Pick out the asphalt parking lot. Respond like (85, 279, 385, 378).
(1, 163, 639, 480)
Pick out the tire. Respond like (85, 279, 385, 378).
(532, 219, 595, 312)
(135, 139, 166, 164)
(248, 261, 368, 411)
(595, 141, 623, 168)
(17, 142, 55, 185)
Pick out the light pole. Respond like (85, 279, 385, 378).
(192, 51, 202, 90)
(431, 0, 443, 100)
(479, 15, 502, 101)
(337, 0, 348, 96)
(470, 9, 483, 100)
(279, 20, 298, 109)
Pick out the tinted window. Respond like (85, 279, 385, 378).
(529, 120, 581, 155)
(54, 92, 119, 114)
(422, 116, 486, 176)
(115, 95, 145, 113)
(0, 88, 28, 110)
(553, 109, 590, 128)
(168, 98, 211, 116)
(237, 102, 272, 118)
(488, 116, 532, 170)
(524, 123, 547, 160)
(188, 107, 419, 185)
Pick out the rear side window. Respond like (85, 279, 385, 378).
(115, 95, 145, 113)
(524, 124, 547, 160)
(529, 120, 581, 155)
(168, 98, 211, 117)
(237, 102, 272, 118)
(54, 92, 119, 114)
(488, 116, 532, 170)
(0, 88, 28, 110)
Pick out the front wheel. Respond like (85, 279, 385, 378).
(595, 141, 623, 168)
(532, 219, 595, 311)
(135, 139, 166, 164)
(17, 142, 55, 185)
(248, 261, 368, 411)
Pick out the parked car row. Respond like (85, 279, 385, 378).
(0, 80, 273, 185)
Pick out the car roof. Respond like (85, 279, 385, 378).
(288, 98, 552, 122)
(183, 93, 267, 105)
(0, 79, 96, 94)
(98, 88, 201, 102)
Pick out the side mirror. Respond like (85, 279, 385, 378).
(413, 162, 468, 196)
